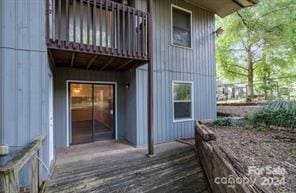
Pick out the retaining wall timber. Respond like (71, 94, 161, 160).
(194, 121, 272, 193)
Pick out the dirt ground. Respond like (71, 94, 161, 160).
(217, 105, 261, 117)
(210, 124, 296, 193)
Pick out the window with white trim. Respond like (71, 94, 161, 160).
(171, 5, 192, 48)
(172, 81, 193, 121)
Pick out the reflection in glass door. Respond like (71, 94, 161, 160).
(94, 85, 114, 140)
(70, 83, 115, 145)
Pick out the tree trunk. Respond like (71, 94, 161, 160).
(263, 78, 268, 100)
(246, 47, 254, 101)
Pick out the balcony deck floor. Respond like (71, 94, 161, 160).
(48, 48, 148, 72)
(46, 141, 210, 193)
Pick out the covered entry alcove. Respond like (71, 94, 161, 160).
(53, 68, 135, 149)
(46, 0, 153, 151)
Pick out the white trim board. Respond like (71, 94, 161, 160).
(48, 72, 54, 163)
(66, 80, 118, 147)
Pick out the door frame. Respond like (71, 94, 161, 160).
(48, 72, 54, 162)
(66, 80, 118, 146)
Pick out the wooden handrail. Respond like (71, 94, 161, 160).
(0, 136, 46, 193)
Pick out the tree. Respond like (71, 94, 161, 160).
(216, 0, 296, 101)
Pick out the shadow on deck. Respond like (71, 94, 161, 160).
(46, 141, 210, 193)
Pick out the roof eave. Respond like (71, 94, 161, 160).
(184, 0, 258, 18)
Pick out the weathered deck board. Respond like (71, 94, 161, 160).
(46, 142, 210, 193)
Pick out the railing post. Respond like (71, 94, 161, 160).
(37, 150, 42, 190)
(52, 0, 56, 42)
(127, 7, 131, 56)
(93, 0, 97, 52)
(116, 3, 120, 55)
(132, 8, 136, 57)
(80, 0, 84, 49)
(99, 0, 103, 52)
(2, 171, 20, 193)
(122, 5, 126, 56)
(66, 0, 69, 48)
(73, 0, 77, 49)
(30, 154, 39, 193)
(45, 0, 49, 44)
(136, 10, 140, 58)
(58, 0, 62, 47)
(111, 2, 115, 54)
(142, 12, 146, 58)
(105, 0, 109, 51)
(87, 0, 91, 50)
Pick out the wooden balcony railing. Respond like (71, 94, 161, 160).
(46, 0, 149, 62)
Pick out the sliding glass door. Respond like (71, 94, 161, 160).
(70, 83, 115, 145)
(94, 85, 114, 141)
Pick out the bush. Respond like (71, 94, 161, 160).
(255, 122, 268, 131)
(213, 118, 233, 127)
(247, 101, 296, 131)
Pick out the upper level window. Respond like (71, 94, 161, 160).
(171, 5, 192, 48)
(172, 81, 194, 122)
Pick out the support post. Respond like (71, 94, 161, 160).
(147, 0, 154, 157)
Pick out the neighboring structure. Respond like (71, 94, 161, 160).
(216, 81, 247, 101)
(0, 0, 257, 182)
(216, 80, 296, 102)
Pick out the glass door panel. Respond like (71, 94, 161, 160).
(70, 83, 93, 145)
(94, 85, 114, 141)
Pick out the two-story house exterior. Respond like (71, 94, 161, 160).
(0, 0, 256, 181)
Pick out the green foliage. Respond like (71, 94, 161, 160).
(255, 122, 268, 131)
(173, 83, 191, 100)
(216, 0, 296, 89)
(247, 102, 296, 130)
(213, 118, 234, 127)
(288, 150, 296, 158)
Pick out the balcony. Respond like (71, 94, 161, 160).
(46, 0, 150, 71)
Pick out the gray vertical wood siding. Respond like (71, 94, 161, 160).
(0, 0, 51, 179)
(124, 70, 138, 145)
(135, 0, 217, 145)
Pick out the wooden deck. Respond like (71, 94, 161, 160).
(46, 141, 210, 193)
